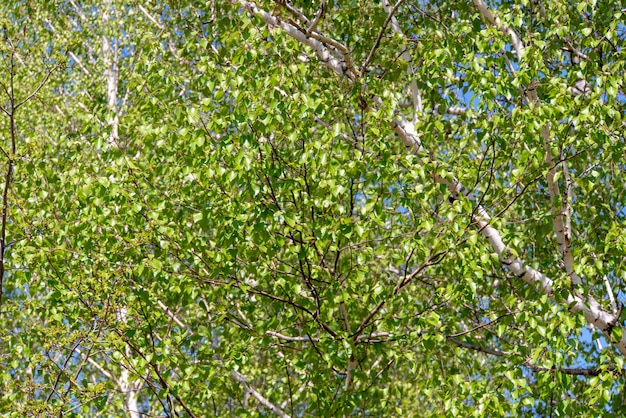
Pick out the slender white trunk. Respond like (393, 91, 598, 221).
(102, 0, 119, 145)
(116, 307, 140, 418)
(102, 1, 140, 416)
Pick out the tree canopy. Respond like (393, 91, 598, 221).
(1, 0, 625, 416)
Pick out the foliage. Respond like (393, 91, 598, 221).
(0, 0, 625, 416)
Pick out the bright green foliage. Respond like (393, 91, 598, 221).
(0, 0, 625, 416)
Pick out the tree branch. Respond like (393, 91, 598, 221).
(230, 370, 292, 418)
(447, 313, 512, 338)
(117, 330, 198, 418)
(266, 331, 320, 342)
(472, 0, 524, 60)
(137, 4, 164, 30)
(76, 348, 117, 383)
(449, 337, 620, 377)
(381, 0, 422, 116)
(233, 0, 357, 81)
(524, 360, 623, 377)
(542, 124, 580, 285)
(361, 0, 408, 72)
(14, 65, 58, 110)
(447, 336, 505, 356)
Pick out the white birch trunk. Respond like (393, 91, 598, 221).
(102, 1, 141, 416)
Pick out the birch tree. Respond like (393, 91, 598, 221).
(1, 0, 625, 416)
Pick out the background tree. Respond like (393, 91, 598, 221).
(0, 0, 625, 416)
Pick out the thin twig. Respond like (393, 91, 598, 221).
(361, 0, 408, 72)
